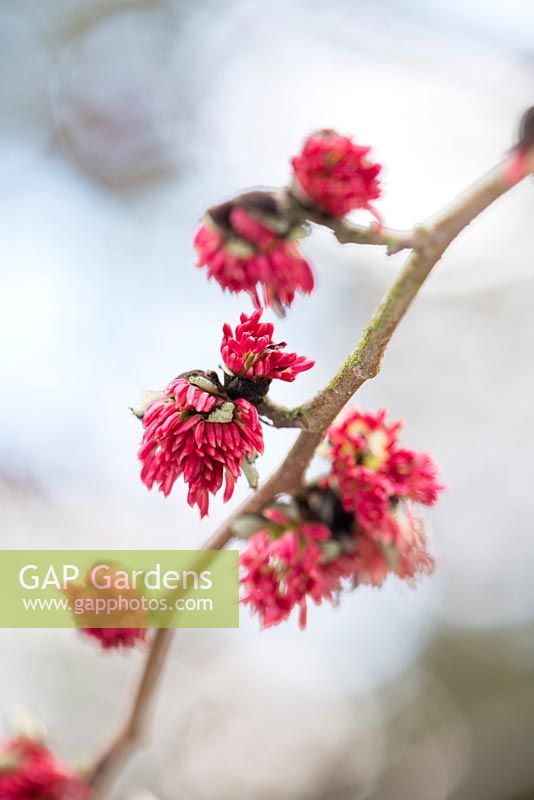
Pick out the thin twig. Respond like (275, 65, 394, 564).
(88, 627, 174, 792)
(88, 149, 530, 798)
(256, 396, 306, 429)
(281, 188, 423, 255)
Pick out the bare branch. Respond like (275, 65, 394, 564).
(282, 189, 425, 255)
(257, 396, 306, 429)
(88, 628, 174, 793)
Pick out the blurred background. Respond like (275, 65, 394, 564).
(1, 0, 534, 798)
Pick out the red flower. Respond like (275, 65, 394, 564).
(240, 508, 336, 629)
(221, 310, 314, 382)
(0, 737, 90, 800)
(194, 195, 314, 312)
(320, 534, 390, 589)
(386, 448, 443, 506)
(239, 491, 436, 629)
(326, 408, 443, 533)
(327, 409, 400, 524)
(238, 410, 441, 629)
(328, 408, 401, 473)
(333, 508, 435, 587)
(325, 511, 434, 589)
(139, 376, 264, 517)
(326, 466, 394, 536)
(291, 130, 382, 219)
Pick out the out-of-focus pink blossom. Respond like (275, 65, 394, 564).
(291, 130, 382, 218)
(240, 510, 336, 629)
(79, 627, 147, 650)
(194, 200, 314, 311)
(327, 408, 443, 532)
(0, 737, 91, 800)
(386, 448, 443, 506)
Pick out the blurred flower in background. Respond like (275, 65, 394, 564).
(1, 1, 534, 798)
(51, 5, 192, 188)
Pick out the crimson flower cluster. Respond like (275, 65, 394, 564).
(328, 408, 442, 515)
(240, 408, 443, 628)
(221, 310, 314, 388)
(136, 128, 444, 632)
(0, 737, 90, 800)
(291, 129, 382, 220)
(140, 376, 263, 517)
(138, 313, 313, 517)
(195, 131, 383, 311)
(240, 508, 333, 629)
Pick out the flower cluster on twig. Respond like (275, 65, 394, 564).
(239, 408, 443, 628)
